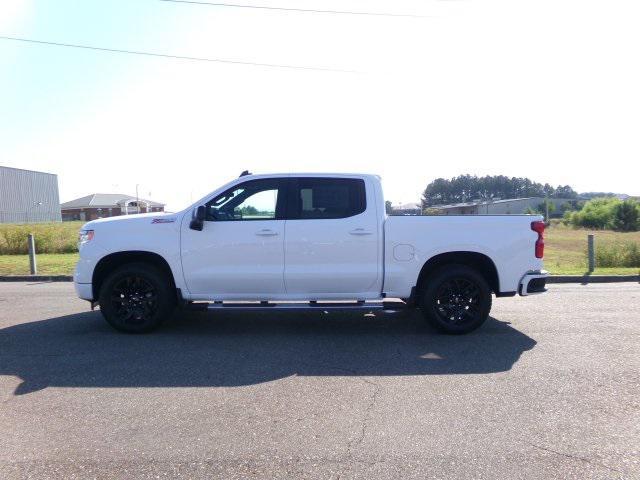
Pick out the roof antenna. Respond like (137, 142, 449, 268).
(239, 170, 251, 177)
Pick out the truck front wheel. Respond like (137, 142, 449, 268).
(419, 264, 492, 334)
(98, 262, 175, 333)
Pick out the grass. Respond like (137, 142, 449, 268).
(0, 223, 638, 276)
(0, 253, 79, 276)
(545, 224, 640, 275)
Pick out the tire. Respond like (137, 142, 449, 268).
(419, 264, 492, 334)
(98, 262, 176, 333)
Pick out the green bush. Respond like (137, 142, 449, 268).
(565, 197, 640, 231)
(612, 199, 639, 232)
(0, 222, 82, 254)
(595, 242, 640, 268)
(423, 208, 443, 216)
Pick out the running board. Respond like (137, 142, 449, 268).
(186, 300, 408, 312)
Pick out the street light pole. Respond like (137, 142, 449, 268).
(545, 193, 549, 222)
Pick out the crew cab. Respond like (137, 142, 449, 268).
(74, 173, 548, 334)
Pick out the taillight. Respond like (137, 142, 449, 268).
(531, 221, 545, 258)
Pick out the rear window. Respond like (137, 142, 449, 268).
(292, 178, 366, 219)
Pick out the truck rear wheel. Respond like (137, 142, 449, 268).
(419, 264, 492, 334)
(98, 262, 175, 333)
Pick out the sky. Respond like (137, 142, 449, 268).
(1, 0, 639, 211)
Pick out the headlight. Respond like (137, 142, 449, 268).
(78, 230, 95, 246)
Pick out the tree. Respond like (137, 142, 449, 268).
(536, 200, 556, 221)
(421, 178, 453, 207)
(423, 207, 442, 216)
(612, 200, 639, 232)
(238, 205, 258, 216)
(560, 201, 575, 213)
(565, 197, 620, 229)
(554, 185, 578, 199)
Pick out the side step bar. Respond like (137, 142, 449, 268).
(186, 300, 408, 312)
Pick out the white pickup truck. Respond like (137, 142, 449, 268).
(74, 173, 548, 334)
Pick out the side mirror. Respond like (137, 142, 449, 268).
(189, 205, 206, 231)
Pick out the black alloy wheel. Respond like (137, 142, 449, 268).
(434, 277, 482, 326)
(110, 275, 158, 326)
(99, 263, 175, 333)
(420, 264, 492, 334)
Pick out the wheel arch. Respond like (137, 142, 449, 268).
(92, 251, 176, 299)
(415, 251, 500, 294)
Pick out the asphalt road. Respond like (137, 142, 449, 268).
(0, 282, 638, 479)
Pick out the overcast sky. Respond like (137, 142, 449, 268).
(1, 0, 638, 210)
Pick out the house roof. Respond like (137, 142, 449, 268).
(431, 197, 539, 209)
(61, 194, 165, 209)
(394, 202, 421, 210)
(0, 165, 57, 177)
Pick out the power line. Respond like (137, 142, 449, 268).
(0, 35, 354, 73)
(158, 0, 427, 18)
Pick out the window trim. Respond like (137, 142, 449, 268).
(286, 177, 367, 220)
(204, 178, 288, 221)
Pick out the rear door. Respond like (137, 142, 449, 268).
(283, 177, 381, 297)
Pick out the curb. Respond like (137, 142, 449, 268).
(0, 275, 638, 284)
(547, 275, 639, 283)
(0, 275, 73, 282)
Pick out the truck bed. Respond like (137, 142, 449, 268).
(383, 215, 543, 298)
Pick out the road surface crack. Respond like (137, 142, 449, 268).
(347, 376, 381, 452)
(298, 361, 382, 479)
(317, 365, 381, 479)
(525, 441, 623, 475)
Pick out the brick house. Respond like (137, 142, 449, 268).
(60, 194, 165, 221)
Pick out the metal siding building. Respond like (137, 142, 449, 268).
(0, 166, 62, 223)
(432, 197, 575, 216)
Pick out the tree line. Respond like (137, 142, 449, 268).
(421, 174, 578, 208)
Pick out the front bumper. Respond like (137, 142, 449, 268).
(519, 270, 548, 296)
(74, 281, 93, 301)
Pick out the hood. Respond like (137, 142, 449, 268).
(82, 211, 178, 230)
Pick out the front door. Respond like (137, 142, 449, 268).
(181, 178, 287, 297)
(284, 177, 381, 297)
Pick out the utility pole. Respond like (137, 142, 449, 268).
(545, 193, 549, 223)
(136, 184, 140, 214)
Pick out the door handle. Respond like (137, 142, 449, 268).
(256, 229, 279, 236)
(349, 228, 373, 236)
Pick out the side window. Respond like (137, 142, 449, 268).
(294, 178, 366, 219)
(206, 180, 281, 221)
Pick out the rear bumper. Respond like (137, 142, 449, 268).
(519, 270, 548, 296)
